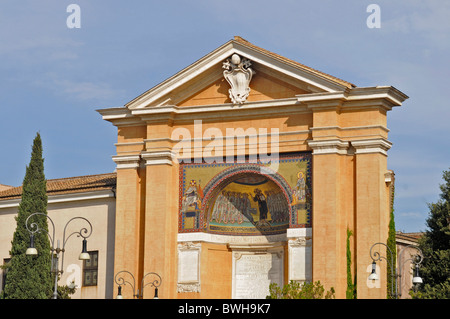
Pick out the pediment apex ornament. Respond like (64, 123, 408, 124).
(223, 54, 255, 105)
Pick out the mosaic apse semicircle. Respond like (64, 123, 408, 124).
(204, 171, 291, 236)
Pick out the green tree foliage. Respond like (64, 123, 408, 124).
(57, 282, 77, 299)
(386, 185, 397, 299)
(267, 280, 335, 299)
(1, 133, 53, 299)
(346, 229, 356, 299)
(413, 169, 450, 299)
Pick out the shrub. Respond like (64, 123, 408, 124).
(267, 280, 335, 299)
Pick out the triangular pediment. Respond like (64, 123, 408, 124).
(126, 36, 355, 109)
(176, 68, 310, 107)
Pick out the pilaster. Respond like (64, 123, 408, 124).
(308, 139, 349, 298)
(353, 138, 391, 299)
(112, 154, 145, 299)
(142, 150, 179, 298)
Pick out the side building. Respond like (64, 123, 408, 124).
(395, 231, 424, 299)
(0, 173, 116, 299)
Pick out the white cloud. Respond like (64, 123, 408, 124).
(29, 72, 125, 102)
(58, 79, 123, 101)
(382, 1, 450, 49)
(398, 211, 424, 219)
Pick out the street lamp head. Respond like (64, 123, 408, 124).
(368, 261, 379, 280)
(116, 286, 123, 299)
(368, 272, 379, 281)
(26, 247, 38, 256)
(68, 280, 77, 289)
(26, 234, 38, 256)
(78, 239, 90, 260)
(412, 264, 423, 284)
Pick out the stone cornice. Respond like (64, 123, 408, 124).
(307, 138, 392, 156)
(97, 98, 302, 127)
(98, 85, 407, 128)
(177, 228, 312, 245)
(130, 97, 303, 123)
(0, 189, 114, 209)
(97, 107, 145, 127)
(346, 86, 408, 107)
(297, 86, 408, 111)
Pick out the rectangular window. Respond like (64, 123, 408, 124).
(83, 251, 98, 286)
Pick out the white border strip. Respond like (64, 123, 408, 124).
(177, 228, 312, 244)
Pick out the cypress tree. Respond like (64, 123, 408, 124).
(413, 169, 450, 299)
(346, 228, 356, 299)
(2, 133, 53, 299)
(386, 184, 397, 299)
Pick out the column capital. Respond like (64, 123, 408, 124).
(351, 138, 392, 156)
(141, 150, 177, 166)
(112, 155, 141, 169)
(307, 139, 349, 155)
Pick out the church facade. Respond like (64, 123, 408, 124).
(97, 36, 407, 299)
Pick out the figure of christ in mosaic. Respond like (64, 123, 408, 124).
(252, 188, 268, 222)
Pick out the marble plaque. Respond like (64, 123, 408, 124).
(288, 237, 312, 282)
(177, 242, 201, 292)
(232, 249, 283, 299)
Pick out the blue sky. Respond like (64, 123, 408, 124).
(1, 1, 449, 233)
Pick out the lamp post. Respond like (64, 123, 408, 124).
(114, 270, 162, 299)
(25, 212, 93, 299)
(369, 242, 424, 298)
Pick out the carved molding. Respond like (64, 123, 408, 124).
(111, 155, 141, 169)
(178, 231, 287, 245)
(141, 150, 176, 166)
(234, 251, 243, 261)
(178, 241, 202, 250)
(351, 138, 392, 156)
(307, 139, 349, 155)
(223, 54, 255, 105)
(288, 236, 312, 247)
(177, 283, 201, 293)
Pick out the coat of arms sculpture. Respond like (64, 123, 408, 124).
(223, 54, 255, 104)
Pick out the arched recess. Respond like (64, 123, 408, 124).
(200, 164, 293, 236)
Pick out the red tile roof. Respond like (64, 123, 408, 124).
(233, 36, 356, 89)
(396, 231, 424, 243)
(0, 173, 116, 200)
(0, 184, 13, 192)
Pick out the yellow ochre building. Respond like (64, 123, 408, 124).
(97, 36, 408, 299)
